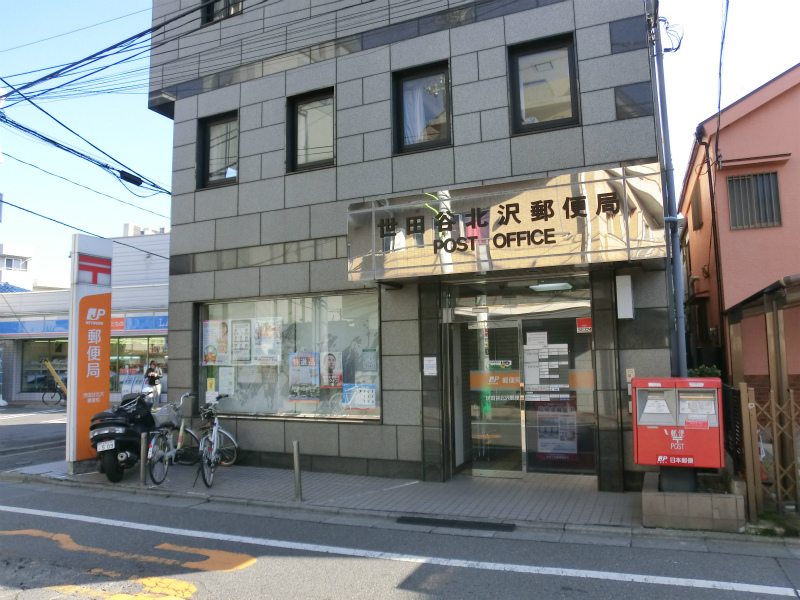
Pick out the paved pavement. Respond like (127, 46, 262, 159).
(7, 459, 639, 527)
(4, 458, 800, 554)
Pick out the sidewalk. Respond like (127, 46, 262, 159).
(8, 459, 639, 528)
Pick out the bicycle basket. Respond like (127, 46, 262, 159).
(152, 405, 180, 429)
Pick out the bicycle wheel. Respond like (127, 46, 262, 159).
(148, 433, 170, 485)
(217, 430, 238, 467)
(175, 429, 200, 465)
(200, 437, 215, 488)
(42, 391, 60, 405)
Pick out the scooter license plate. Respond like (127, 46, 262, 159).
(97, 440, 115, 452)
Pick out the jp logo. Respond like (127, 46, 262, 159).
(86, 308, 106, 320)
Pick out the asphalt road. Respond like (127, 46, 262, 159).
(0, 405, 66, 471)
(1, 480, 798, 599)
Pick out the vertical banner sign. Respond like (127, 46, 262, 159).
(67, 236, 113, 468)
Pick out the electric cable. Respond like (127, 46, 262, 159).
(0, 111, 167, 195)
(714, 0, 730, 168)
(0, 8, 151, 54)
(3, 153, 170, 219)
(0, 0, 228, 98)
(3, 0, 463, 106)
(0, 198, 170, 260)
(0, 75, 170, 195)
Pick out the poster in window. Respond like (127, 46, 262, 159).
(536, 401, 578, 461)
(231, 319, 252, 364)
(320, 351, 343, 389)
(361, 348, 377, 372)
(218, 367, 235, 395)
(202, 320, 229, 365)
(289, 352, 319, 402)
(342, 383, 376, 410)
(253, 317, 282, 366)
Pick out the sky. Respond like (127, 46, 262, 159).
(1, 1, 799, 288)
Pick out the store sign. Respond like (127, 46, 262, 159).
(347, 164, 666, 281)
(576, 317, 592, 333)
(67, 236, 113, 464)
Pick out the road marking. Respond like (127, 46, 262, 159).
(0, 505, 796, 597)
(0, 409, 65, 420)
(0, 529, 256, 572)
(43, 418, 67, 424)
(50, 576, 196, 599)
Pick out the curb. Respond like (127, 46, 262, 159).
(1, 470, 798, 549)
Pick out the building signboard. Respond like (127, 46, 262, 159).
(347, 164, 666, 281)
(66, 236, 113, 468)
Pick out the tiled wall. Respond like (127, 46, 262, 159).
(155, 0, 662, 477)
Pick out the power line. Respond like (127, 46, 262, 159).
(0, 8, 151, 54)
(0, 75, 169, 195)
(0, 198, 170, 261)
(0, 0, 227, 100)
(0, 111, 166, 195)
(2, 0, 446, 106)
(714, 0, 730, 167)
(3, 153, 170, 219)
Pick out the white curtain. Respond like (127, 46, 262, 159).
(403, 84, 426, 145)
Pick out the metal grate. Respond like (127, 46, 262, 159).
(726, 172, 781, 230)
(722, 384, 744, 473)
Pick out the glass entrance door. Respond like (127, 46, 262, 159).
(448, 275, 595, 478)
(459, 320, 522, 477)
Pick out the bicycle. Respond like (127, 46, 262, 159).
(197, 394, 238, 488)
(147, 393, 202, 485)
(42, 378, 66, 406)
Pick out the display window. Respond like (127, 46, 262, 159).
(21, 339, 68, 392)
(20, 336, 168, 393)
(202, 292, 381, 419)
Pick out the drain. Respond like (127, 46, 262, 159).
(395, 516, 515, 532)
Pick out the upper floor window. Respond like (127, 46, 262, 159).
(199, 112, 238, 188)
(393, 63, 450, 153)
(726, 172, 781, 230)
(204, 0, 242, 24)
(288, 89, 334, 171)
(4, 258, 27, 271)
(509, 35, 579, 134)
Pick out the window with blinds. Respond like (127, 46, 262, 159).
(726, 172, 781, 230)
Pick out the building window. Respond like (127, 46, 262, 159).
(690, 180, 703, 230)
(614, 82, 654, 120)
(4, 258, 27, 271)
(393, 63, 450, 153)
(201, 292, 381, 420)
(288, 89, 334, 171)
(199, 112, 238, 188)
(203, 0, 242, 24)
(726, 172, 781, 230)
(509, 35, 579, 134)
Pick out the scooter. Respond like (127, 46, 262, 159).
(89, 386, 156, 482)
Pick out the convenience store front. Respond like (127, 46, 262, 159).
(348, 164, 670, 484)
(0, 312, 168, 403)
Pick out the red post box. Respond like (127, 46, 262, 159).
(632, 377, 724, 469)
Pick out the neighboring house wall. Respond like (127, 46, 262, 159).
(713, 83, 800, 309)
(679, 63, 800, 376)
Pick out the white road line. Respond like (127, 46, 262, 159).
(0, 505, 796, 597)
(0, 410, 65, 420)
(42, 419, 67, 424)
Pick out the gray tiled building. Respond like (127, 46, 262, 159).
(150, 0, 674, 491)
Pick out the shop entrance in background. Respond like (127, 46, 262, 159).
(449, 276, 597, 477)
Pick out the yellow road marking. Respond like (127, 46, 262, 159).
(0, 530, 180, 566)
(49, 576, 196, 599)
(156, 543, 257, 571)
(0, 529, 256, 572)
